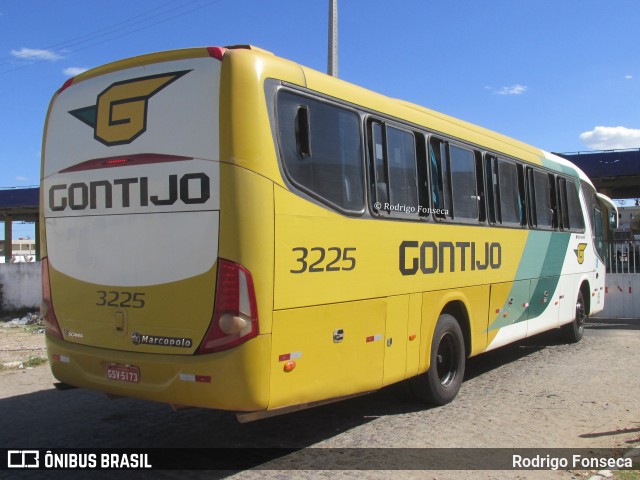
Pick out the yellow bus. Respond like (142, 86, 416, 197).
(41, 45, 617, 421)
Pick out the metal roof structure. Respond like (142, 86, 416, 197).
(0, 187, 39, 261)
(0, 187, 39, 221)
(556, 149, 640, 199)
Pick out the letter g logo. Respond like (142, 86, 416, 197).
(574, 243, 587, 264)
(69, 70, 190, 146)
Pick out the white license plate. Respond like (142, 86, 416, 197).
(106, 364, 140, 383)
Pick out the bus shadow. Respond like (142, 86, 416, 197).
(586, 317, 640, 330)
(463, 329, 563, 381)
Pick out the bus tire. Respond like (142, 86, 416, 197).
(410, 313, 465, 406)
(562, 290, 587, 343)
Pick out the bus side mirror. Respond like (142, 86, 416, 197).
(609, 210, 618, 229)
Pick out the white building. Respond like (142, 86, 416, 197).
(0, 238, 37, 263)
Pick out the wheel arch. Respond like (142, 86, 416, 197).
(441, 300, 471, 358)
(579, 279, 591, 316)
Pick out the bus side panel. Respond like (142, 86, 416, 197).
(382, 295, 410, 387)
(486, 280, 530, 350)
(417, 286, 489, 375)
(526, 276, 561, 337)
(269, 299, 385, 410)
(405, 293, 423, 379)
(218, 163, 275, 334)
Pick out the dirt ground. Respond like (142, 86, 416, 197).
(0, 315, 638, 480)
(0, 315, 46, 367)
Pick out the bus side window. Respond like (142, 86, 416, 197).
(387, 126, 418, 210)
(517, 163, 527, 226)
(484, 155, 498, 224)
(557, 177, 570, 230)
(475, 151, 486, 223)
(371, 122, 389, 208)
(566, 179, 585, 231)
(429, 137, 448, 218)
(429, 139, 481, 222)
(496, 158, 520, 225)
(548, 173, 558, 229)
(593, 205, 606, 260)
(368, 121, 419, 218)
(557, 176, 585, 232)
(528, 168, 554, 229)
(277, 91, 365, 213)
(449, 144, 479, 221)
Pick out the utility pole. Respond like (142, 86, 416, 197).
(328, 0, 338, 77)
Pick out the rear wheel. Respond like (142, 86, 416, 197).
(562, 290, 587, 343)
(410, 313, 465, 405)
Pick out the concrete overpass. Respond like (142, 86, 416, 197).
(556, 148, 640, 199)
(0, 187, 39, 262)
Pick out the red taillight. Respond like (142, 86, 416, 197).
(196, 259, 258, 354)
(41, 258, 62, 339)
(207, 47, 227, 60)
(57, 78, 74, 95)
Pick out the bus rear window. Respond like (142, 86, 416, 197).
(276, 91, 364, 213)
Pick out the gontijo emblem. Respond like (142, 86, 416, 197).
(69, 70, 191, 146)
(574, 243, 587, 264)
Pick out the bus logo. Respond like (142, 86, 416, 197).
(574, 243, 587, 264)
(69, 70, 191, 146)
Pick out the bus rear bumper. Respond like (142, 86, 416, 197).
(45, 333, 271, 412)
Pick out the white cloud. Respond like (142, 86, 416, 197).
(491, 84, 527, 96)
(625, 75, 633, 80)
(16, 176, 28, 182)
(63, 67, 88, 76)
(10, 47, 63, 61)
(579, 126, 640, 150)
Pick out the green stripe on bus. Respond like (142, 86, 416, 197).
(487, 231, 570, 331)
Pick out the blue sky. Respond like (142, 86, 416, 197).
(2, 0, 640, 239)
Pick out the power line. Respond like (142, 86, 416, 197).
(0, 0, 221, 75)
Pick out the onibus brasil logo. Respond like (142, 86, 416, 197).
(69, 70, 190, 146)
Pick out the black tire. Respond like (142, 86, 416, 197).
(562, 290, 587, 343)
(410, 313, 465, 406)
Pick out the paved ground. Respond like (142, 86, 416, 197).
(1, 317, 638, 479)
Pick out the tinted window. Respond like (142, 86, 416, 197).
(593, 205, 605, 260)
(277, 91, 364, 212)
(497, 159, 520, 225)
(370, 122, 419, 217)
(566, 180, 585, 231)
(387, 127, 418, 209)
(529, 169, 554, 229)
(429, 138, 449, 217)
(449, 145, 478, 220)
(429, 139, 481, 222)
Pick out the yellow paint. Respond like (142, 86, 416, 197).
(218, 163, 275, 333)
(48, 264, 215, 354)
(382, 295, 410, 387)
(47, 331, 271, 411)
(269, 299, 385, 409)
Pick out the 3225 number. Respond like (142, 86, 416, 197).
(96, 291, 146, 308)
(290, 247, 356, 274)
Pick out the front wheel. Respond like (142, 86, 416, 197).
(410, 313, 465, 405)
(562, 290, 587, 343)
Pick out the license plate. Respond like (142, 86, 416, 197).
(106, 364, 140, 383)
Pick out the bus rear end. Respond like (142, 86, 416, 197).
(41, 47, 271, 412)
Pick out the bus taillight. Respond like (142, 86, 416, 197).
(197, 259, 259, 354)
(207, 47, 227, 60)
(41, 258, 62, 339)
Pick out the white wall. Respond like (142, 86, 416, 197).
(0, 262, 41, 310)
(598, 273, 640, 318)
